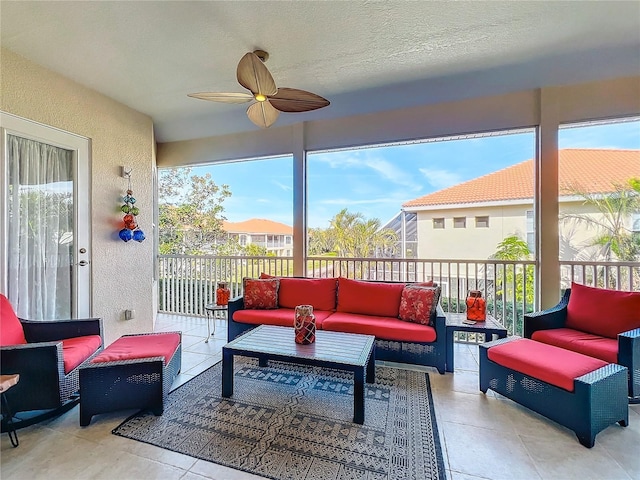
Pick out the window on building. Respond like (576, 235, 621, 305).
(239, 235, 247, 246)
(433, 218, 445, 229)
(526, 210, 535, 254)
(453, 217, 466, 228)
(475, 216, 489, 228)
(285, 236, 292, 244)
(632, 212, 640, 232)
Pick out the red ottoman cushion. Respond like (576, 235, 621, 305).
(91, 333, 180, 364)
(487, 338, 608, 392)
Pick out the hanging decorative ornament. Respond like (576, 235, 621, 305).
(119, 169, 145, 243)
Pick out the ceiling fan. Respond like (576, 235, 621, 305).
(188, 50, 330, 129)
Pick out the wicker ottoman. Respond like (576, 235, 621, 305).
(479, 337, 628, 447)
(79, 332, 181, 426)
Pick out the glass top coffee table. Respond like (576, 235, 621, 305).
(222, 325, 376, 424)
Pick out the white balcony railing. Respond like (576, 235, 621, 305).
(157, 255, 639, 337)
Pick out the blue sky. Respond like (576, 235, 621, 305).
(188, 120, 640, 229)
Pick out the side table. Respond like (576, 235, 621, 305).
(445, 313, 507, 373)
(0, 374, 20, 447)
(204, 304, 228, 343)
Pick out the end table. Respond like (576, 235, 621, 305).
(445, 313, 507, 373)
(204, 304, 227, 343)
(1, 374, 20, 447)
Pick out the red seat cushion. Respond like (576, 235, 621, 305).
(487, 338, 608, 392)
(336, 278, 405, 317)
(91, 333, 180, 365)
(566, 282, 640, 339)
(62, 335, 102, 374)
(532, 328, 619, 363)
(322, 312, 437, 343)
(277, 277, 338, 311)
(233, 308, 333, 328)
(0, 294, 27, 346)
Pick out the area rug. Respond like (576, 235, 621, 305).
(113, 359, 446, 480)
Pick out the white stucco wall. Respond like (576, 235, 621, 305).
(1, 48, 156, 344)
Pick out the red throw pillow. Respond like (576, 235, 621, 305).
(566, 282, 640, 339)
(243, 278, 279, 309)
(398, 285, 441, 325)
(0, 294, 27, 346)
(259, 272, 275, 279)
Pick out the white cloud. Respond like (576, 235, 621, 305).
(418, 168, 463, 190)
(272, 181, 292, 191)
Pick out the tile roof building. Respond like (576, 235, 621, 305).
(222, 218, 293, 256)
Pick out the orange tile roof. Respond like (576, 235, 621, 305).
(223, 218, 293, 235)
(403, 149, 640, 208)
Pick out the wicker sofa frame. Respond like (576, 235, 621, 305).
(0, 317, 103, 431)
(479, 337, 629, 448)
(78, 332, 182, 426)
(524, 288, 640, 401)
(228, 294, 448, 374)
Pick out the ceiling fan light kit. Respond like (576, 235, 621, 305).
(188, 50, 330, 128)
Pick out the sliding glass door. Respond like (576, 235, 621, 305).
(1, 113, 91, 319)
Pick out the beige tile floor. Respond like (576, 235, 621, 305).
(2, 313, 639, 480)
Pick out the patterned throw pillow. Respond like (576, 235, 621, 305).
(243, 278, 279, 309)
(398, 285, 441, 325)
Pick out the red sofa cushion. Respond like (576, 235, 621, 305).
(233, 308, 334, 328)
(336, 277, 405, 317)
(277, 277, 338, 311)
(0, 294, 27, 346)
(532, 328, 619, 363)
(243, 278, 279, 309)
(398, 285, 441, 325)
(322, 312, 437, 343)
(566, 282, 640, 339)
(487, 338, 608, 392)
(62, 335, 102, 373)
(91, 333, 180, 364)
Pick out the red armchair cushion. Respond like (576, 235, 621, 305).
(243, 278, 279, 309)
(62, 335, 102, 373)
(532, 327, 619, 363)
(487, 338, 608, 392)
(278, 277, 338, 311)
(398, 285, 441, 325)
(566, 282, 640, 339)
(0, 294, 27, 346)
(91, 333, 180, 364)
(336, 277, 405, 317)
(322, 312, 437, 343)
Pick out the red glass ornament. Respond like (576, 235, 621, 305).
(466, 290, 486, 321)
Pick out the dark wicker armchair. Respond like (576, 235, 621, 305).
(0, 294, 103, 428)
(524, 288, 640, 402)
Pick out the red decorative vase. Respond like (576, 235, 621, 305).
(216, 282, 230, 306)
(466, 290, 486, 321)
(294, 305, 316, 345)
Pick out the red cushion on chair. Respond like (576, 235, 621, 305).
(487, 338, 608, 392)
(278, 277, 338, 311)
(91, 333, 180, 364)
(62, 335, 102, 373)
(566, 282, 640, 339)
(336, 277, 405, 317)
(532, 328, 619, 363)
(0, 294, 27, 346)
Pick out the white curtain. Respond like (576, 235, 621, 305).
(7, 134, 73, 320)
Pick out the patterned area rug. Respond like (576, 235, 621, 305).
(113, 359, 446, 480)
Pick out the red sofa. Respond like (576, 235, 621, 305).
(228, 276, 447, 373)
(524, 282, 640, 400)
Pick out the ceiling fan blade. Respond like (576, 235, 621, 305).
(237, 52, 277, 97)
(247, 101, 280, 128)
(268, 87, 330, 113)
(187, 92, 254, 104)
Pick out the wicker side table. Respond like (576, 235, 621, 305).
(0, 374, 20, 447)
(445, 312, 507, 372)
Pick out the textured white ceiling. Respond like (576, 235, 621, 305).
(2, 1, 639, 142)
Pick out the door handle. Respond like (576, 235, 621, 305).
(78, 260, 90, 266)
